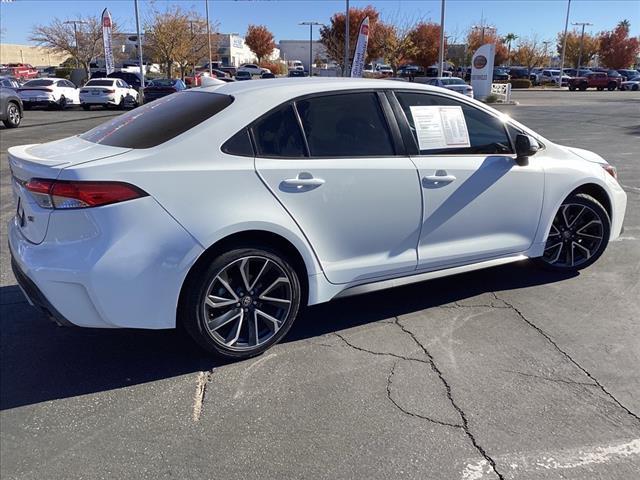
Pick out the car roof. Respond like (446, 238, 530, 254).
(200, 77, 441, 99)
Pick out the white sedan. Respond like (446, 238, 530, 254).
(8, 78, 627, 360)
(416, 76, 474, 98)
(17, 78, 79, 109)
(80, 78, 139, 110)
(237, 63, 270, 76)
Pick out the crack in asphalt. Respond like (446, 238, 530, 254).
(386, 360, 463, 429)
(393, 317, 506, 480)
(333, 326, 505, 479)
(504, 369, 598, 387)
(493, 292, 640, 424)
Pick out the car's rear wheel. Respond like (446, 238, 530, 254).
(536, 193, 610, 271)
(607, 83, 617, 91)
(3, 101, 21, 128)
(182, 246, 302, 360)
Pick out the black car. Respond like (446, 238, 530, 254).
(493, 68, 510, 81)
(91, 70, 143, 89)
(288, 70, 306, 77)
(1, 86, 23, 128)
(508, 67, 529, 79)
(143, 78, 187, 102)
(261, 72, 276, 79)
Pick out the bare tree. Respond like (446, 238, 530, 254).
(30, 15, 109, 75)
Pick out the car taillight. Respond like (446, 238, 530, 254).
(601, 164, 617, 180)
(25, 179, 148, 209)
(104, 89, 115, 94)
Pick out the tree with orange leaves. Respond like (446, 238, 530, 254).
(245, 25, 276, 63)
(598, 20, 640, 69)
(407, 22, 442, 70)
(319, 5, 386, 70)
(466, 27, 508, 65)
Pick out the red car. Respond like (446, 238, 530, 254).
(0, 63, 39, 81)
(568, 72, 621, 91)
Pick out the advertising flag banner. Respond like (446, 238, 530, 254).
(470, 43, 495, 100)
(102, 8, 114, 75)
(350, 17, 370, 78)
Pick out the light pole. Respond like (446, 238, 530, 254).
(344, 0, 350, 77)
(134, 0, 145, 94)
(205, 0, 213, 76)
(558, 0, 572, 86)
(63, 20, 88, 68)
(438, 0, 446, 77)
(572, 22, 592, 75)
(299, 21, 323, 76)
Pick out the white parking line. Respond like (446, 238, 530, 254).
(461, 438, 640, 479)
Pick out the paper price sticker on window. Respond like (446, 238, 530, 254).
(409, 105, 470, 151)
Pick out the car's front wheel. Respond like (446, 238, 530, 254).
(182, 246, 302, 360)
(537, 193, 610, 271)
(3, 101, 21, 128)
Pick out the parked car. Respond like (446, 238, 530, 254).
(218, 66, 237, 77)
(562, 68, 592, 78)
(80, 78, 139, 110)
(592, 68, 624, 81)
(143, 78, 187, 102)
(212, 68, 230, 79)
(0, 76, 21, 90)
(617, 69, 640, 81)
(91, 70, 143, 89)
(534, 69, 571, 86)
(238, 64, 270, 76)
(7, 78, 627, 360)
(568, 72, 621, 91)
(493, 68, 510, 81)
(0, 85, 23, 128)
(620, 76, 640, 91)
(261, 72, 276, 79)
(37, 66, 57, 78)
(18, 78, 80, 109)
(508, 67, 530, 79)
(235, 71, 252, 81)
(375, 64, 394, 76)
(1, 63, 39, 81)
(398, 65, 424, 78)
(288, 70, 306, 78)
(415, 77, 473, 98)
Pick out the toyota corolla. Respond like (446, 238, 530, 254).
(8, 78, 626, 360)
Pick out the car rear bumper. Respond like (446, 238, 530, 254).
(8, 196, 204, 329)
(80, 95, 117, 105)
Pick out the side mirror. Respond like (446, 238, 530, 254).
(514, 134, 539, 166)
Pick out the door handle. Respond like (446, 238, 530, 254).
(423, 173, 456, 183)
(283, 175, 325, 187)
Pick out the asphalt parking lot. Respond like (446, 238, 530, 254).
(1, 90, 639, 480)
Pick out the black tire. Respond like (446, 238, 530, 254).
(57, 96, 67, 110)
(118, 96, 125, 110)
(82, 104, 90, 111)
(607, 83, 616, 91)
(568, 85, 576, 91)
(535, 193, 610, 272)
(2, 101, 22, 128)
(181, 245, 302, 360)
(633, 84, 639, 91)
(579, 84, 587, 91)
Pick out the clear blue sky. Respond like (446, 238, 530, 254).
(1, 0, 639, 45)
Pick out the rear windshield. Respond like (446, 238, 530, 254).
(80, 91, 233, 149)
(86, 80, 115, 86)
(23, 79, 54, 87)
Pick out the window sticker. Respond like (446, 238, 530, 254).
(409, 105, 470, 150)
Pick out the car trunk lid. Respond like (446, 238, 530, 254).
(8, 137, 131, 244)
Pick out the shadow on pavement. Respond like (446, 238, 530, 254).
(0, 261, 575, 410)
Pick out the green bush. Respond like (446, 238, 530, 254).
(54, 68, 72, 79)
(484, 93, 499, 104)
(510, 78, 532, 89)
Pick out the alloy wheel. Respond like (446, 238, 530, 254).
(542, 203, 604, 268)
(7, 104, 21, 126)
(201, 256, 293, 351)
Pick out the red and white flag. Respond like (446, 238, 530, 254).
(101, 8, 114, 75)
(350, 17, 370, 78)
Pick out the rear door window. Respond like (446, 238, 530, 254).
(80, 91, 233, 149)
(295, 92, 395, 157)
(251, 103, 307, 158)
